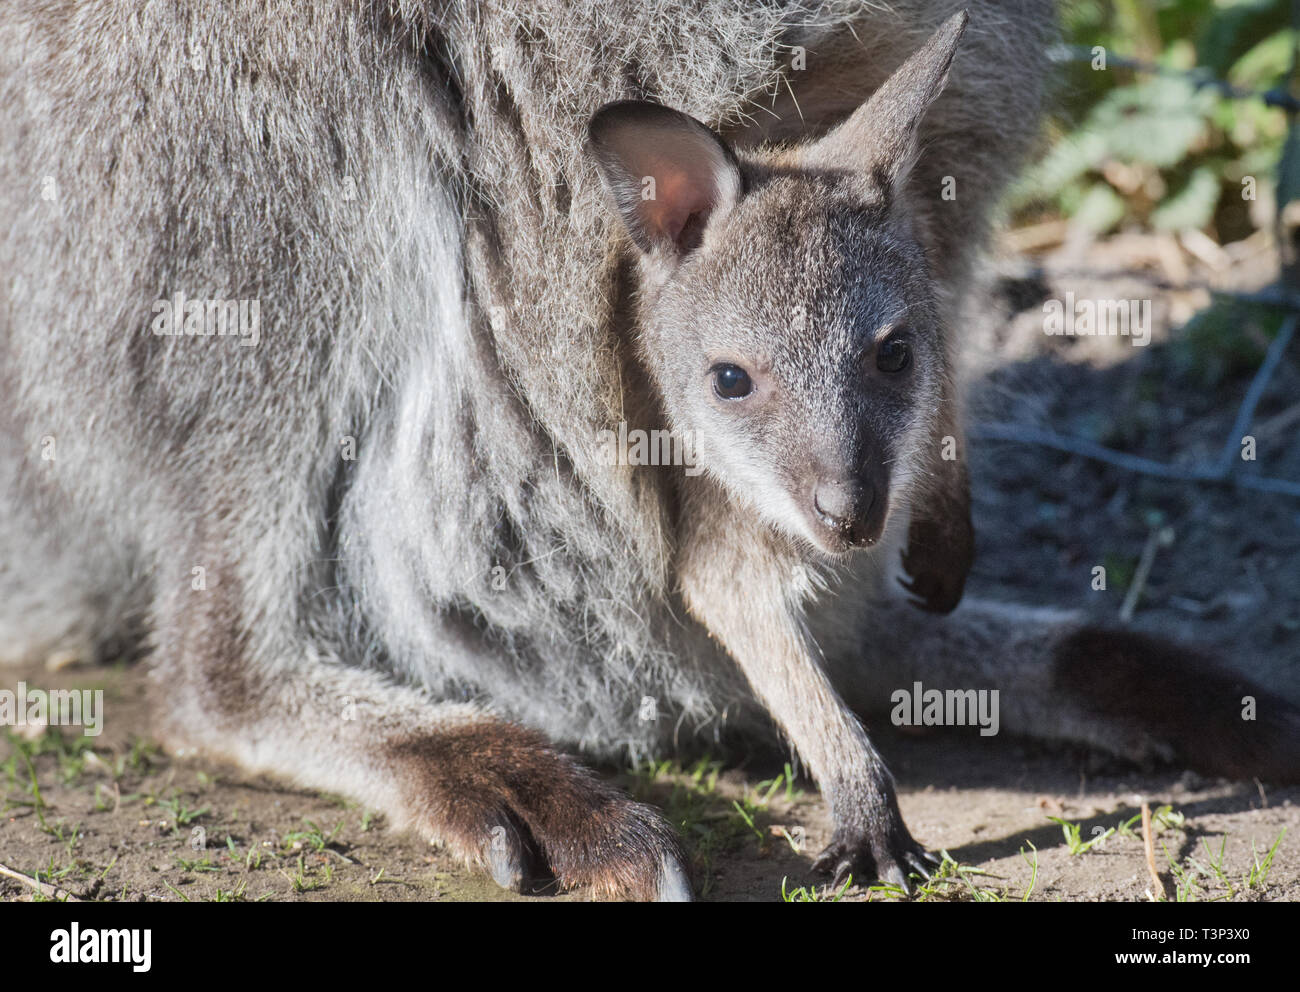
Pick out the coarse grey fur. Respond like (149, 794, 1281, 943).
(5, 1, 1294, 899)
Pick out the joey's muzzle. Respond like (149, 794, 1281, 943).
(808, 466, 889, 552)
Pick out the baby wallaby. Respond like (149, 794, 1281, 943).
(585, 12, 974, 886)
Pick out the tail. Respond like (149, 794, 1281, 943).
(847, 597, 1300, 784)
(1050, 626, 1300, 783)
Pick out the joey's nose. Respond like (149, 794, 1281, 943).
(813, 479, 876, 546)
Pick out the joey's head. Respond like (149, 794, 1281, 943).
(586, 13, 967, 555)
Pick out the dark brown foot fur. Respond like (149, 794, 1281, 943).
(389, 722, 691, 900)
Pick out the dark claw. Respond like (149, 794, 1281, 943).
(832, 861, 853, 890)
(905, 852, 934, 881)
(897, 570, 952, 613)
(810, 847, 837, 876)
(812, 845, 858, 891)
(883, 863, 911, 893)
(813, 822, 935, 897)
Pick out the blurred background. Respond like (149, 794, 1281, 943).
(965, 0, 1300, 701)
(1015, 0, 1293, 250)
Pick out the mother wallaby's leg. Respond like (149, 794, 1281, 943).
(147, 525, 689, 901)
(0, 409, 150, 672)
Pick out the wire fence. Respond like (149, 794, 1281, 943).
(979, 38, 1300, 499)
(1046, 43, 1300, 113)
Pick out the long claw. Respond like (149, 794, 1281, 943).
(831, 860, 854, 889)
(883, 862, 912, 893)
(485, 831, 529, 892)
(655, 856, 694, 902)
(906, 852, 934, 881)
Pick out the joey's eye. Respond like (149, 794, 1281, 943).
(876, 338, 911, 374)
(711, 364, 754, 399)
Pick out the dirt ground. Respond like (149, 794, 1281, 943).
(1, 654, 1296, 903)
(3, 228, 1299, 903)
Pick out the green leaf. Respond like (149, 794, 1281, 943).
(1227, 28, 1296, 89)
(1195, 0, 1290, 78)
(1151, 165, 1222, 230)
(1088, 77, 1216, 168)
(1073, 182, 1127, 233)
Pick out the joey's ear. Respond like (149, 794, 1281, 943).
(586, 101, 743, 256)
(806, 10, 968, 190)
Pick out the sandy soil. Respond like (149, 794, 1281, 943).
(1, 656, 1295, 903)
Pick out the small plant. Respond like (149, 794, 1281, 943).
(1115, 813, 1143, 839)
(781, 874, 853, 902)
(1157, 827, 1286, 902)
(174, 855, 221, 873)
(212, 878, 249, 902)
(112, 736, 161, 778)
(281, 854, 322, 893)
(909, 853, 1005, 903)
(1245, 829, 1286, 891)
(154, 795, 210, 834)
(1187, 835, 1235, 899)
(282, 818, 345, 854)
(1009, 0, 1292, 242)
(1048, 816, 1114, 854)
(1152, 805, 1186, 831)
(1020, 841, 1039, 902)
(162, 880, 191, 902)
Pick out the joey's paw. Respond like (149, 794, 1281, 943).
(897, 567, 961, 616)
(812, 822, 937, 894)
(391, 723, 692, 900)
(899, 512, 972, 614)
